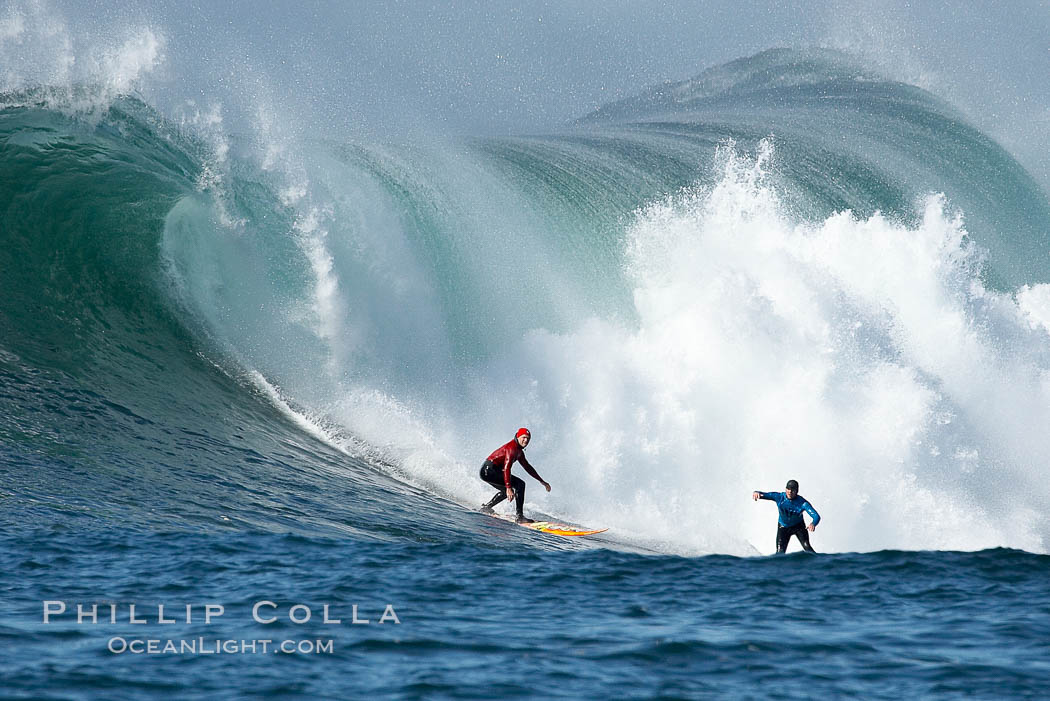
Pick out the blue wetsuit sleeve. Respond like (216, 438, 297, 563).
(804, 501, 820, 526)
(758, 491, 776, 501)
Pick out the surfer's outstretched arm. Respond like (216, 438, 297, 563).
(520, 456, 551, 492)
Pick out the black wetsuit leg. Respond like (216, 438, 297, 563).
(510, 476, 525, 516)
(480, 461, 526, 516)
(775, 525, 790, 553)
(795, 525, 815, 553)
(776, 523, 816, 553)
(480, 462, 506, 508)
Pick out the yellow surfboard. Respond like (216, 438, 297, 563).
(491, 513, 607, 536)
(525, 521, 607, 536)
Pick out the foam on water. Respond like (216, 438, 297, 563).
(361, 139, 1050, 556)
(183, 134, 1050, 557)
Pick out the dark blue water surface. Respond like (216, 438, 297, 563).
(2, 525, 1048, 700)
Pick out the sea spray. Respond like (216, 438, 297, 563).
(449, 140, 1050, 555)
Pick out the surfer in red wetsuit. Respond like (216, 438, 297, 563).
(479, 427, 551, 523)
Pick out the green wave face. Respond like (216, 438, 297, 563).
(1, 101, 190, 367)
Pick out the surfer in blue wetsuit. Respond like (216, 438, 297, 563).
(752, 479, 820, 553)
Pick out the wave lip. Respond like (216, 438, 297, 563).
(581, 48, 890, 122)
(574, 47, 1050, 289)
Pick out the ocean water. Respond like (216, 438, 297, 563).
(3, 4, 1050, 698)
(4, 529, 1050, 699)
